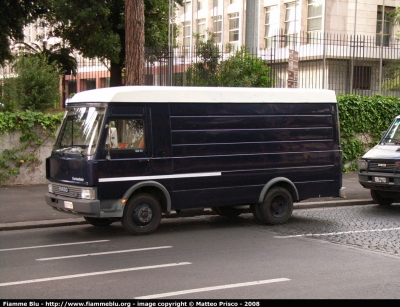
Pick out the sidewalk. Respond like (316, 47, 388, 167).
(0, 172, 373, 231)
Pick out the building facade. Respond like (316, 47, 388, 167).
(172, 0, 400, 96)
(175, 0, 400, 51)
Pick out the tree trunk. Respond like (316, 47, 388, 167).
(125, 0, 144, 85)
(109, 61, 123, 87)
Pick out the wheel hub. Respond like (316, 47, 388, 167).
(132, 203, 153, 225)
(271, 197, 287, 217)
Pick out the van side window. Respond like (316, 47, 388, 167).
(105, 119, 145, 150)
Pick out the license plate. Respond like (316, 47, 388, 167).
(374, 177, 387, 183)
(64, 201, 73, 209)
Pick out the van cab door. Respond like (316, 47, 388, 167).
(96, 105, 172, 200)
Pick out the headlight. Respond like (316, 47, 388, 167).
(48, 183, 53, 193)
(81, 189, 95, 200)
(358, 160, 368, 170)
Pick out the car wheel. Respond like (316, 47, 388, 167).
(371, 190, 394, 206)
(252, 187, 293, 225)
(122, 194, 162, 235)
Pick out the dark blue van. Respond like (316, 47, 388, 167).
(45, 86, 344, 234)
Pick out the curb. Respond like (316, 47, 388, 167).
(0, 218, 87, 231)
(294, 198, 374, 209)
(0, 199, 375, 231)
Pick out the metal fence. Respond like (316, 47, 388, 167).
(64, 31, 400, 99)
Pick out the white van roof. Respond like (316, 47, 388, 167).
(69, 86, 337, 104)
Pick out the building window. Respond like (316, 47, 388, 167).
(28, 25, 33, 42)
(353, 66, 371, 90)
(284, 2, 300, 48)
(264, 5, 278, 49)
(183, 21, 191, 47)
(376, 6, 394, 47)
(229, 12, 239, 46)
(213, 15, 222, 43)
(99, 78, 110, 88)
(184, 0, 192, 13)
(197, 0, 206, 10)
(197, 18, 206, 40)
(87, 78, 96, 90)
(213, 0, 221, 7)
(307, 0, 323, 42)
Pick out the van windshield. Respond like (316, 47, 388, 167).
(382, 118, 400, 144)
(54, 106, 106, 156)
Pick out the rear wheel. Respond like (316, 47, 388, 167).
(122, 194, 162, 235)
(252, 187, 293, 225)
(371, 190, 395, 206)
(84, 217, 114, 227)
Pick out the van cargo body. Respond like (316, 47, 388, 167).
(358, 115, 400, 205)
(45, 86, 344, 234)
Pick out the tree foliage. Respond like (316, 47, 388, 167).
(0, 0, 49, 67)
(44, 0, 183, 87)
(186, 34, 275, 88)
(2, 55, 60, 112)
(14, 41, 77, 75)
(218, 46, 274, 87)
(186, 32, 221, 86)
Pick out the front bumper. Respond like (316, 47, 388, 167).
(45, 192, 101, 217)
(358, 172, 400, 192)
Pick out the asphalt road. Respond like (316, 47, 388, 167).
(1, 208, 400, 299)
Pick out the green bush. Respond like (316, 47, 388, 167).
(185, 32, 221, 86)
(217, 46, 274, 87)
(185, 33, 274, 88)
(2, 54, 60, 112)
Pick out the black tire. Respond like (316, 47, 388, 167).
(371, 190, 394, 206)
(252, 187, 293, 225)
(122, 194, 162, 235)
(211, 206, 241, 217)
(83, 217, 114, 227)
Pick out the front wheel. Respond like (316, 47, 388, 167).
(84, 217, 114, 227)
(122, 194, 162, 235)
(252, 187, 293, 225)
(371, 190, 395, 206)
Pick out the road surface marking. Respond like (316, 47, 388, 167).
(0, 240, 110, 252)
(135, 278, 291, 299)
(275, 227, 400, 238)
(0, 262, 191, 287)
(36, 246, 173, 261)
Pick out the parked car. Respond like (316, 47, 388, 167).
(358, 115, 400, 205)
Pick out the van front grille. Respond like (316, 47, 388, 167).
(369, 162, 395, 172)
(52, 184, 82, 198)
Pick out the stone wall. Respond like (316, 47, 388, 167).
(0, 129, 55, 186)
